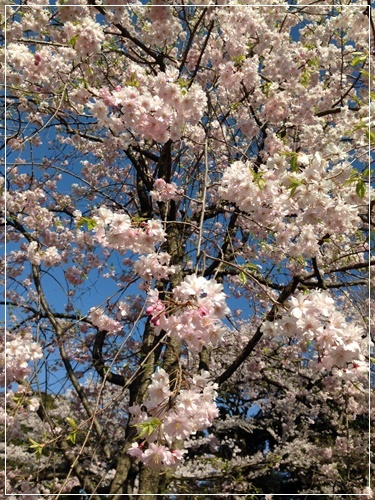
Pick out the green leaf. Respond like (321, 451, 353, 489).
(360, 69, 371, 78)
(66, 417, 77, 429)
(125, 73, 140, 88)
(355, 179, 366, 199)
(262, 81, 271, 97)
(232, 54, 246, 67)
(68, 34, 79, 48)
(350, 52, 368, 66)
(133, 417, 162, 439)
(177, 78, 189, 89)
(362, 168, 374, 177)
(287, 177, 303, 197)
(307, 57, 319, 69)
(289, 153, 298, 172)
(76, 217, 97, 231)
(245, 262, 261, 272)
(250, 169, 266, 189)
(29, 438, 44, 458)
(67, 432, 77, 444)
(239, 271, 247, 284)
(300, 69, 310, 87)
(86, 219, 97, 230)
(366, 129, 375, 143)
(65, 418, 78, 444)
(132, 215, 148, 223)
(76, 217, 86, 228)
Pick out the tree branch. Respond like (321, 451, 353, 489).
(216, 276, 301, 386)
(92, 330, 126, 387)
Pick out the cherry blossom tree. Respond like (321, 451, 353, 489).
(2, 0, 374, 497)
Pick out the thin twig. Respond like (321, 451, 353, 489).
(195, 137, 209, 273)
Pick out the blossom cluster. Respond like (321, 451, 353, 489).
(150, 178, 183, 203)
(89, 307, 122, 335)
(126, 275, 228, 468)
(128, 369, 218, 470)
(261, 290, 367, 377)
(63, 18, 105, 57)
(89, 65, 207, 143)
(219, 152, 366, 260)
(145, 274, 230, 352)
(75, 207, 166, 255)
(2, 329, 42, 387)
(134, 252, 176, 281)
(26, 241, 62, 267)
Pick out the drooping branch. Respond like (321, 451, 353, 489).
(92, 330, 126, 387)
(311, 256, 326, 289)
(203, 210, 239, 278)
(216, 276, 301, 386)
(178, 7, 208, 76)
(30, 264, 112, 463)
(35, 404, 103, 500)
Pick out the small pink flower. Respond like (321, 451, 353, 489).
(198, 306, 209, 317)
(128, 442, 144, 460)
(142, 443, 170, 470)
